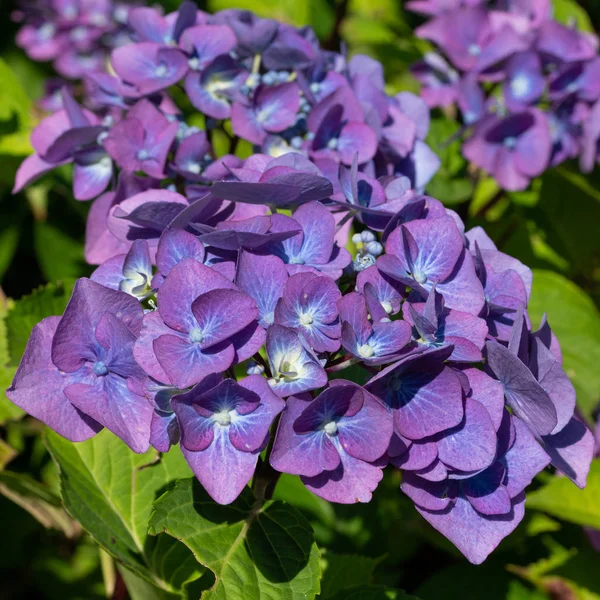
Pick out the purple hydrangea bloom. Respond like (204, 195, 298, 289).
(7, 4, 594, 567)
(402, 286, 488, 362)
(274, 272, 342, 353)
(260, 201, 351, 279)
(378, 216, 485, 315)
(366, 347, 464, 440)
(339, 290, 412, 365)
(401, 412, 550, 564)
(270, 381, 393, 503)
(134, 257, 263, 388)
(265, 324, 327, 397)
(408, 0, 600, 187)
(173, 374, 284, 504)
(91, 239, 153, 298)
(463, 109, 551, 191)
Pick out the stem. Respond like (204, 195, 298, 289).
(99, 548, 116, 599)
(335, 209, 356, 232)
(326, 357, 359, 373)
(474, 189, 505, 218)
(324, 0, 350, 51)
(229, 135, 239, 155)
(252, 416, 282, 503)
(252, 352, 271, 378)
(251, 54, 261, 75)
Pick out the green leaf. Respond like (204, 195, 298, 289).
(0, 58, 33, 156)
(552, 0, 594, 32)
(416, 562, 534, 600)
(535, 169, 600, 277)
(0, 470, 79, 537)
(0, 438, 17, 469)
(34, 221, 87, 282)
(273, 474, 335, 527)
(0, 294, 24, 424)
(148, 477, 321, 600)
(209, 0, 310, 26)
(526, 460, 600, 529)
(6, 280, 75, 367)
(527, 270, 600, 420)
(45, 429, 203, 594)
(118, 566, 181, 600)
(328, 586, 420, 600)
(320, 552, 381, 598)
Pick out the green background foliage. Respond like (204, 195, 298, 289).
(0, 0, 599, 598)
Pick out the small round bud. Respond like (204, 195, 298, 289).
(360, 230, 376, 243)
(352, 233, 363, 244)
(246, 360, 265, 376)
(365, 241, 383, 256)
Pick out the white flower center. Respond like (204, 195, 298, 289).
(299, 313, 313, 326)
(214, 411, 232, 426)
(358, 344, 375, 358)
(323, 421, 338, 435)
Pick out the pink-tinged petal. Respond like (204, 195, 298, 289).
(65, 375, 152, 454)
(6, 317, 103, 442)
(496, 147, 531, 192)
(51, 279, 143, 372)
(340, 293, 372, 348)
(437, 398, 498, 473)
(416, 492, 526, 565)
(14, 154, 66, 194)
(85, 192, 130, 266)
(156, 229, 205, 276)
(292, 201, 335, 265)
(270, 396, 340, 477)
(392, 439, 438, 471)
(180, 25, 237, 71)
(257, 83, 301, 132)
(383, 105, 418, 157)
(336, 389, 393, 462)
(228, 375, 285, 452)
(337, 122, 378, 165)
(111, 43, 188, 95)
(133, 312, 175, 385)
(191, 289, 258, 349)
(157, 257, 235, 333)
(435, 250, 485, 315)
(153, 335, 235, 389)
(236, 251, 288, 328)
(401, 473, 457, 511)
(128, 8, 174, 43)
(90, 255, 126, 291)
(73, 154, 112, 201)
(463, 463, 512, 516)
(181, 426, 262, 504)
(388, 216, 464, 283)
(231, 101, 266, 145)
(461, 367, 505, 431)
(514, 110, 551, 177)
(30, 110, 70, 155)
(503, 416, 551, 496)
(541, 417, 594, 489)
(302, 443, 384, 504)
(230, 322, 266, 364)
